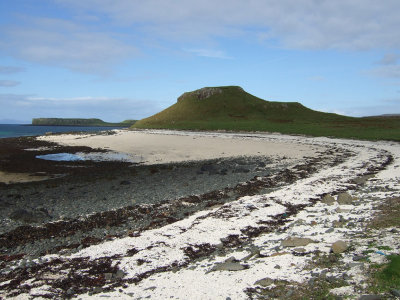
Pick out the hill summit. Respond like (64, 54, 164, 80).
(133, 86, 326, 130)
(132, 86, 400, 140)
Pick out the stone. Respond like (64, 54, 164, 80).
(353, 255, 367, 261)
(104, 273, 113, 280)
(232, 167, 250, 174)
(281, 237, 315, 247)
(325, 228, 335, 233)
(331, 240, 348, 254)
(337, 192, 353, 204)
(200, 164, 218, 175)
(210, 257, 247, 272)
(9, 208, 49, 223)
(293, 247, 307, 253)
(322, 194, 335, 205)
(211, 262, 246, 272)
(358, 295, 382, 300)
(66, 288, 75, 296)
(120, 180, 131, 185)
(255, 277, 274, 287)
(390, 289, 400, 297)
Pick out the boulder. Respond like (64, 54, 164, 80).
(9, 208, 50, 223)
(331, 240, 348, 254)
(337, 192, 353, 204)
(322, 194, 335, 205)
(255, 277, 274, 287)
(281, 237, 315, 247)
(210, 257, 247, 272)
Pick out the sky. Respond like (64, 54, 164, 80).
(1, 0, 400, 123)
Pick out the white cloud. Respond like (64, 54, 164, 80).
(57, 0, 400, 50)
(184, 48, 232, 59)
(0, 66, 25, 74)
(0, 80, 20, 87)
(0, 18, 137, 74)
(370, 53, 400, 78)
(377, 53, 399, 65)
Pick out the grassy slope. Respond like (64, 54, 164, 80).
(133, 86, 400, 141)
(32, 118, 137, 127)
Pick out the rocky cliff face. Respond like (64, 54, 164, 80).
(177, 87, 223, 102)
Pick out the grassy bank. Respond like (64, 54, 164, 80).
(133, 86, 400, 141)
(33, 118, 137, 127)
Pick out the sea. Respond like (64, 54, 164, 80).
(0, 124, 126, 139)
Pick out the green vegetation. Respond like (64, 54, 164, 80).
(32, 118, 136, 127)
(369, 197, 400, 229)
(369, 255, 400, 293)
(132, 86, 400, 141)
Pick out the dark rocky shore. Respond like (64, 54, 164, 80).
(0, 135, 306, 261)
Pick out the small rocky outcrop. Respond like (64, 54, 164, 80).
(177, 87, 223, 102)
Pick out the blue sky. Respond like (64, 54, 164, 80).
(1, 0, 400, 123)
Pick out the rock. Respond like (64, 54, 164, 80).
(337, 192, 353, 204)
(66, 288, 75, 296)
(210, 257, 247, 272)
(115, 269, 125, 279)
(390, 289, 400, 297)
(257, 162, 266, 168)
(353, 255, 366, 261)
(358, 295, 382, 300)
(293, 247, 307, 253)
(9, 208, 50, 223)
(331, 240, 348, 254)
(200, 164, 218, 175)
(255, 277, 274, 287)
(178, 87, 223, 102)
(232, 167, 250, 174)
(325, 228, 335, 233)
(211, 262, 246, 272)
(322, 194, 335, 205)
(281, 237, 315, 247)
(104, 273, 113, 280)
(120, 180, 131, 185)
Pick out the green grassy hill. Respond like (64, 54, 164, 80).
(32, 118, 136, 127)
(133, 86, 400, 141)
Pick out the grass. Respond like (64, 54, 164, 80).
(133, 86, 400, 141)
(369, 197, 400, 229)
(369, 255, 400, 293)
(366, 197, 400, 294)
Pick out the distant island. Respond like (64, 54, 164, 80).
(32, 118, 136, 127)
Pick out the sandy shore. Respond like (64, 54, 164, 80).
(37, 129, 322, 164)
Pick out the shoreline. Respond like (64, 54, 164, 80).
(0, 131, 399, 299)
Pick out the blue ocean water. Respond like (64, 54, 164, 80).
(0, 124, 125, 139)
